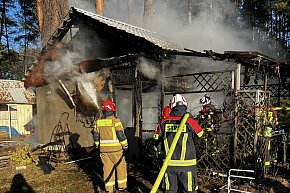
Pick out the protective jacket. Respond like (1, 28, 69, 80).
(93, 114, 128, 192)
(257, 107, 277, 170)
(154, 105, 203, 172)
(93, 115, 128, 152)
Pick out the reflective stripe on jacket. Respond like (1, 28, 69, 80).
(94, 116, 128, 152)
(154, 114, 203, 171)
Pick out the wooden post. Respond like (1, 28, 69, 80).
(253, 90, 260, 179)
(233, 63, 241, 167)
(278, 76, 281, 105)
(133, 68, 142, 139)
(263, 74, 268, 91)
(160, 62, 165, 119)
(283, 134, 287, 165)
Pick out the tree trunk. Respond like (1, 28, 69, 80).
(36, 0, 43, 33)
(0, 0, 5, 44)
(143, 0, 154, 28)
(96, 0, 104, 15)
(36, 0, 69, 47)
(4, 0, 9, 54)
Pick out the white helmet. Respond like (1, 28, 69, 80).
(200, 95, 211, 106)
(170, 94, 188, 108)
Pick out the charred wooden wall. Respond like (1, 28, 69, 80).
(36, 82, 94, 147)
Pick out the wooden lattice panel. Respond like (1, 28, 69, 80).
(242, 83, 290, 98)
(165, 70, 234, 94)
(196, 133, 232, 172)
(235, 90, 270, 169)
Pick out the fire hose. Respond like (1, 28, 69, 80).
(150, 113, 189, 193)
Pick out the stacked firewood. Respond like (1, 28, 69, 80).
(0, 155, 10, 168)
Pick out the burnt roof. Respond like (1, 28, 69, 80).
(40, 7, 182, 57)
(37, 6, 287, 68)
(24, 7, 183, 87)
(174, 49, 286, 75)
(73, 7, 182, 52)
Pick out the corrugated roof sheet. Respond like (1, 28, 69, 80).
(73, 7, 182, 52)
(0, 80, 35, 104)
(7, 88, 29, 104)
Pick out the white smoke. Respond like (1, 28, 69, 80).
(74, 72, 100, 107)
(26, 116, 39, 149)
(145, 1, 254, 53)
(44, 50, 82, 81)
(115, 90, 132, 128)
(138, 57, 160, 80)
(69, 0, 96, 13)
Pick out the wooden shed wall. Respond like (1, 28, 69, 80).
(0, 104, 33, 135)
(36, 83, 94, 147)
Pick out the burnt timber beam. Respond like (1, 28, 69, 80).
(166, 70, 233, 78)
(133, 70, 143, 139)
(77, 54, 139, 73)
(168, 49, 209, 58)
(233, 63, 241, 167)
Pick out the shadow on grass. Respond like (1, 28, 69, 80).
(126, 175, 152, 193)
(67, 133, 104, 193)
(6, 173, 35, 193)
(258, 175, 290, 193)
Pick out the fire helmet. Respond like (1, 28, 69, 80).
(200, 95, 211, 106)
(162, 106, 171, 118)
(102, 99, 116, 112)
(170, 94, 188, 108)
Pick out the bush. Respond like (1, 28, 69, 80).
(10, 144, 32, 167)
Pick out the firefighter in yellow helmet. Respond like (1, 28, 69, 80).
(92, 99, 128, 193)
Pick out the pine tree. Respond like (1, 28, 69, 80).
(0, 0, 19, 79)
(15, 0, 40, 76)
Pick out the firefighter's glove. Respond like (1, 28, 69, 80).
(152, 146, 161, 156)
(123, 146, 128, 152)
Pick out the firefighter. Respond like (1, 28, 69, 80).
(154, 94, 204, 193)
(200, 95, 215, 112)
(199, 95, 216, 131)
(152, 105, 172, 168)
(257, 107, 277, 174)
(162, 105, 171, 119)
(92, 99, 128, 193)
(197, 95, 219, 153)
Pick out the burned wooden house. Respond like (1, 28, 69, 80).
(24, 7, 290, 175)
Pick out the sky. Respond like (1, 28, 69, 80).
(1, 0, 40, 52)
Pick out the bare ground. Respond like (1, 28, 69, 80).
(0, 139, 289, 193)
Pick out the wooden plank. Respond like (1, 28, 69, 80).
(0, 131, 7, 138)
(0, 156, 10, 168)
